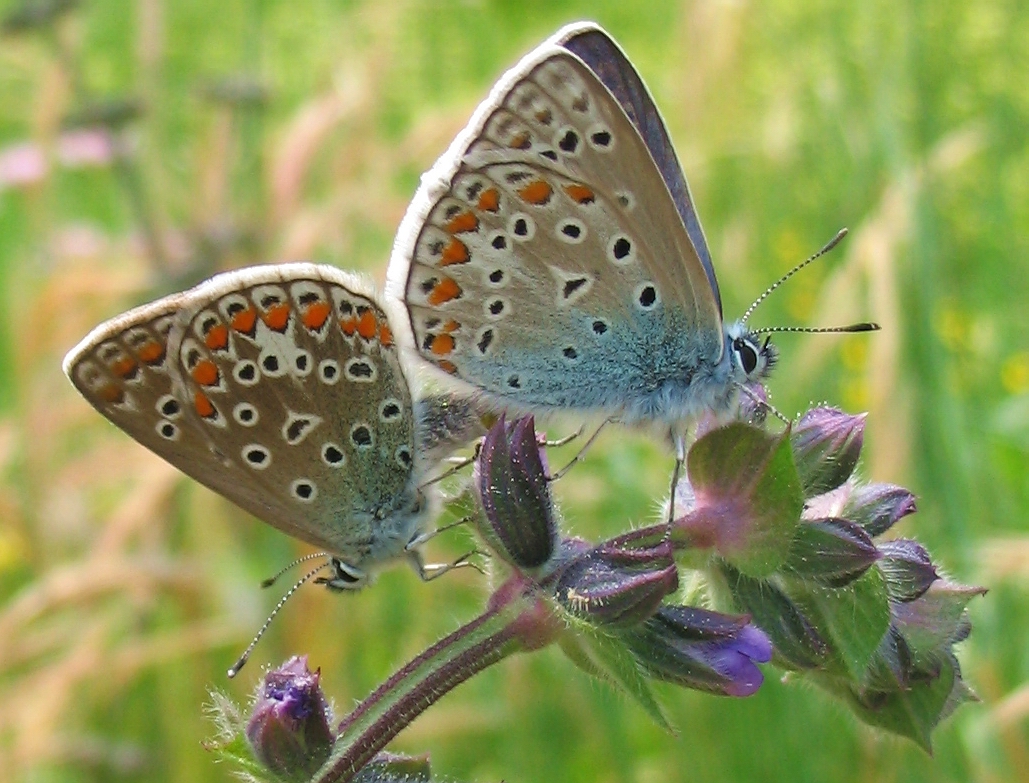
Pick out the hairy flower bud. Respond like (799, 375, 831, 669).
(791, 407, 865, 497)
(475, 415, 558, 574)
(245, 656, 334, 781)
(878, 539, 939, 602)
(785, 517, 881, 587)
(844, 483, 918, 537)
(554, 539, 678, 627)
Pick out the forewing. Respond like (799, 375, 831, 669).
(557, 23, 721, 315)
(64, 294, 218, 482)
(389, 37, 723, 415)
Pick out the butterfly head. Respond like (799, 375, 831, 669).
(726, 322, 778, 386)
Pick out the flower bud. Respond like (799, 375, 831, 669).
(623, 606, 772, 697)
(791, 407, 865, 498)
(878, 539, 939, 602)
(245, 656, 334, 782)
(554, 539, 678, 627)
(844, 483, 917, 537)
(475, 415, 558, 574)
(785, 517, 881, 587)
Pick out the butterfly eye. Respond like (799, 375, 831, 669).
(734, 338, 759, 375)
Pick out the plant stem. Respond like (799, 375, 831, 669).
(314, 590, 533, 783)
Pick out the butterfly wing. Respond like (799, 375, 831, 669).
(388, 24, 725, 424)
(557, 23, 721, 315)
(65, 264, 426, 568)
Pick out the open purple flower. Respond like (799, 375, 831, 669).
(623, 606, 773, 697)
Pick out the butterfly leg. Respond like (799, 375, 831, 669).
(408, 548, 487, 582)
(666, 431, 688, 525)
(419, 440, 483, 489)
(550, 419, 613, 480)
(543, 425, 585, 448)
(407, 516, 473, 548)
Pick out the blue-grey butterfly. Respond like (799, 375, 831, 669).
(387, 22, 875, 469)
(64, 264, 484, 595)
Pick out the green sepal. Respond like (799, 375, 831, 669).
(684, 423, 803, 577)
(789, 566, 891, 681)
(558, 618, 671, 732)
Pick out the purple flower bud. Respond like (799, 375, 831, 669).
(878, 539, 939, 602)
(785, 518, 881, 587)
(791, 407, 865, 498)
(553, 539, 678, 627)
(624, 606, 772, 697)
(245, 656, 334, 781)
(844, 483, 917, 537)
(475, 415, 558, 574)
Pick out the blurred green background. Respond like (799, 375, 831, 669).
(1, 0, 1026, 781)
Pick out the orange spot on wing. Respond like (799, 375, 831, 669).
(440, 238, 470, 266)
(508, 131, 531, 150)
(477, 187, 500, 212)
(261, 302, 291, 332)
(437, 359, 458, 374)
(232, 307, 258, 335)
(191, 359, 220, 387)
(379, 324, 393, 347)
(204, 323, 229, 351)
(357, 310, 377, 339)
(194, 391, 216, 419)
(564, 183, 595, 204)
(136, 341, 165, 365)
(442, 320, 460, 333)
(519, 179, 553, 205)
(111, 357, 138, 379)
(99, 383, 125, 404)
(427, 277, 462, 306)
(340, 317, 357, 336)
(430, 334, 455, 356)
(446, 210, 479, 234)
(301, 301, 331, 331)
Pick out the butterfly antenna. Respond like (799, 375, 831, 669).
(260, 552, 330, 588)
(751, 322, 881, 335)
(742, 228, 849, 323)
(228, 561, 331, 678)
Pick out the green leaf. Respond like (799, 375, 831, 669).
(684, 423, 803, 577)
(558, 619, 671, 731)
(789, 567, 891, 681)
(718, 564, 830, 671)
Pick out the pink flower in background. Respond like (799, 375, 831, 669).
(0, 142, 46, 187)
(57, 129, 116, 166)
(0, 129, 116, 189)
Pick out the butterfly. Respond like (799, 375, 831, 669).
(64, 263, 484, 592)
(387, 21, 878, 487)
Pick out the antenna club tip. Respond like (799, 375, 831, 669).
(227, 656, 247, 678)
(260, 578, 276, 588)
